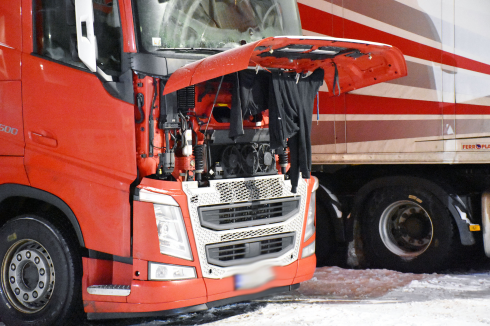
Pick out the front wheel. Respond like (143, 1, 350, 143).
(362, 186, 458, 273)
(0, 216, 82, 326)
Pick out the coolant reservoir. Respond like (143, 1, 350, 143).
(183, 129, 192, 156)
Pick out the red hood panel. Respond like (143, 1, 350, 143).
(162, 36, 407, 95)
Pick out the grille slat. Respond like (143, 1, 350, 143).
(261, 238, 284, 254)
(206, 233, 295, 267)
(199, 198, 300, 231)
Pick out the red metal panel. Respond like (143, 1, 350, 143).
(0, 47, 21, 81)
(21, 0, 33, 54)
(0, 0, 22, 81)
(112, 261, 133, 286)
(127, 279, 207, 304)
(83, 297, 206, 314)
(0, 157, 29, 185)
(0, 0, 22, 50)
(163, 37, 407, 96)
(120, 0, 136, 53)
(132, 259, 148, 281)
(82, 258, 128, 304)
(0, 81, 24, 155)
(22, 53, 136, 257)
(293, 254, 316, 283)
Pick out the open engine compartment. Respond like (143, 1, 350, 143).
(133, 36, 407, 191)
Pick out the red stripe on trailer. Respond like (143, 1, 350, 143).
(298, 3, 333, 36)
(344, 94, 442, 115)
(456, 103, 490, 115)
(298, 3, 490, 76)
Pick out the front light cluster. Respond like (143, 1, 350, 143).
(302, 239, 315, 258)
(154, 204, 193, 261)
(304, 191, 316, 242)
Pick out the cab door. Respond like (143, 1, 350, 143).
(0, 0, 24, 156)
(22, 0, 136, 257)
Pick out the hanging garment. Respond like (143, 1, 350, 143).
(268, 69, 324, 193)
(229, 68, 324, 192)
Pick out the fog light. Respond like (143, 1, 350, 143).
(148, 262, 197, 281)
(301, 240, 315, 259)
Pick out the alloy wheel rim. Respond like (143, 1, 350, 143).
(1, 239, 56, 313)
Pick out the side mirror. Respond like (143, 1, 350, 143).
(75, 0, 97, 72)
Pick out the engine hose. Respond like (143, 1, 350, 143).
(135, 93, 144, 124)
(194, 145, 204, 182)
(149, 78, 158, 157)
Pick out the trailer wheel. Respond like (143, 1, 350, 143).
(315, 202, 337, 266)
(362, 186, 457, 273)
(0, 215, 82, 326)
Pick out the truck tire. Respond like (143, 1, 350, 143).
(0, 215, 82, 326)
(315, 202, 337, 266)
(362, 186, 457, 273)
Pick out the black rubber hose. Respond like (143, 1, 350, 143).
(149, 78, 158, 157)
(194, 145, 204, 182)
(135, 93, 144, 124)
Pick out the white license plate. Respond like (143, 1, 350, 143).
(234, 266, 275, 290)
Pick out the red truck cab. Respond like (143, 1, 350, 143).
(0, 0, 405, 325)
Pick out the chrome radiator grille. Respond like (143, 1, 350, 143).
(183, 175, 307, 279)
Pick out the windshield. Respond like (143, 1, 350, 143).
(134, 0, 302, 52)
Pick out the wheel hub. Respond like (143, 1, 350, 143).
(399, 213, 432, 240)
(2, 240, 55, 313)
(379, 200, 434, 259)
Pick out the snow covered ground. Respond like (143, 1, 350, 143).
(4, 266, 490, 325)
(74, 266, 490, 326)
(199, 267, 490, 326)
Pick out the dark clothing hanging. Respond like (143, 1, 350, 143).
(268, 69, 324, 193)
(229, 73, 244, 141)
(229, 70, 269, 140)
(228, 68, 324, 193)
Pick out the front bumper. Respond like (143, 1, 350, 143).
(83, 175, 316, 317)
(86, 283, 300, 320)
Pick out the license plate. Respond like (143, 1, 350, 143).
(234, 266, 275, 290)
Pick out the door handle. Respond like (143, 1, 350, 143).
(29, 132, 58, 148)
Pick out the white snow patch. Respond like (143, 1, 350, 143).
(204, 267, 490, 326)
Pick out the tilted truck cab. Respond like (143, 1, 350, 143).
(0, 0, 406, 325)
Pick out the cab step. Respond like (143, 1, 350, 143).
(87, 285, 131, 296)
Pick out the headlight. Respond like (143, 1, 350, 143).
(148, 262, 197, 281)
(154, 204, 193, 261)
(302, 239, 315, 258)
(304, 190, 316, 242)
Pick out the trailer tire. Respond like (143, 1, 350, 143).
(0, 215, 82, 326)
(315, 202, 337, 266)
(362, 186, 457, 273)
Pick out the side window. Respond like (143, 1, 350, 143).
(34, 0, 122, 74)
(93, 0, 122, 74)
(34, 0, 83, 68)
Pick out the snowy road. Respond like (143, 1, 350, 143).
(73, 266, 490, 326)
(3, 266, 490, 325)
